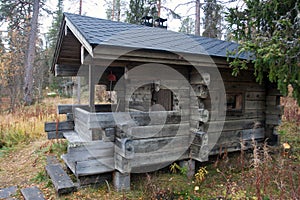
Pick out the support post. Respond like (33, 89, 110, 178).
(89, 64, 95, 112)
(113, 171, 130, 191)
(179, 159, 195, 179)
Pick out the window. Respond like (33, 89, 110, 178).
(227, 93, 243, 112)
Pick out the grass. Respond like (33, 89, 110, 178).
(0, 97, 67, 150)
(0, 96, 299, 199)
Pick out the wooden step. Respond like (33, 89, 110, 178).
(45, 164, 76, 195)
(63, 130, 87, 143)
(0, 186, 17, 199)
(62, 154, 114, 176)
(21, 186, 45, 200)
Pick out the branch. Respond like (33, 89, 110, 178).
(174, 1, 195, 12)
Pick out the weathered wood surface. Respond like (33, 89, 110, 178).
(76, 158, 114, 176)
(44, 121, 74, 132)
(45, 164, 76, 195)
(47, 131, 64, 139)
(74, 107, 186, 132)
(113, 171, 130, 191)
(116, 123, 190, 139)
(201, 118, 264, 133)
(58, 104, 115, 114)
(58, 104, 89, 114)
(63, 130, 88, 144)
(0, 186, 17, 199)
(62, 139, 114, 176)
(21, 186, 45, 200)
(115, 147, 189, 173)
(47, 155, 60, 165)
(115, 135, 191, 157)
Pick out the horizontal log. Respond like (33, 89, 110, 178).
(58, 104, 88, 114)
(224, 82, 265, 92)
(266, 114, 282, 125)
(74, 108, 186, 129)
(115, 147, 189, 173)
(44, 121, 74, 132)
(265, 105, 284, 115)
(115, 135, 191, 158)
(116, 123, 190, 139)
(206, 118, 264, 133)
(47, 131, 64, 139)
(245, 91, 266, 101)
(245, 100, 265, 110)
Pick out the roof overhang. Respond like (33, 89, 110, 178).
(51, 14, 93, 75)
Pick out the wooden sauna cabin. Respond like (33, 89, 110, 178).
(45, 13, 282, 189)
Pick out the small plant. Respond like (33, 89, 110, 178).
(195, 167, 208, 184)
(169, 163, 181, 174)
(31, 170, 48, 183)
(169, 162, 188, 176)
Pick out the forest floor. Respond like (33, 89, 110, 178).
(0, 96, 299, 199)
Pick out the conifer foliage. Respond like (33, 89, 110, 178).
(226, 0, 300, 103)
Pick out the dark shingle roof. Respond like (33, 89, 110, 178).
(64, 12, 250, 59)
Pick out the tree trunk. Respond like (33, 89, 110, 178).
(195, 0, 201, 36)
(79, 0, 82, 14)
(23, 0, 40, 105)
(157, 0, 161, 17)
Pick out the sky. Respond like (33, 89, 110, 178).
(39, 0, 243, 39)
(42, 0, 191, 34)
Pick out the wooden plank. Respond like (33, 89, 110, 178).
(76, 157, 115, 176)
(117, 123, 190, 139)
(266, 114, 282, 125)
(66, 146, 114, 161)
(61, 154, 76, 175)
(74, 108, 187, 130)
(63, 130, 88, 144)
(21, 186, 45, 200)
(47, 131, 64, 139)
(44, 121, 74, 132)
(0, 186, 17, 199)
(206, 118, 265, 133)
(75, 120, 103, 141)
(245, 100, 265, 110)
(115, 135, 191, 159)
(45, 164, 76, 195)
(68, 140, 114, 152)
(224, 82, 265, 92)
(245, 91, 266, 101)
(266, 105, 284, 115)
(47, 155, 60, 165)
(57, 104, 89, 114)
(115, 147, 189, 173)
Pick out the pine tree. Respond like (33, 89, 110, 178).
(24, 0, 40, 105)
(226, 0, 300, 103)
(179, 17, 195, 34)
(202, 0, 223, 39)
(105, 0, 126, 21)
(125, 0, 145, 24)
(46, 0, 65, 91)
